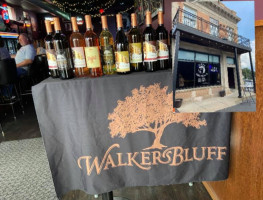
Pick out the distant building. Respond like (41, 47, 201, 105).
(171, 1, 254, 102)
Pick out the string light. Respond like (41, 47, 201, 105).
(91, 5, 134, 18)
(51, 0, 116, 14)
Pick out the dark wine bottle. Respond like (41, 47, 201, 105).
(44, 20, 59, 78)
(53, 17, 74, 79)
(143, 11, 158, 72)
(115, 13, 130, 74)
(156, 11, 169, 70)
(128, 13, 143, 72)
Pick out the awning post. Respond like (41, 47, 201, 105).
(234, 47, 242, 98)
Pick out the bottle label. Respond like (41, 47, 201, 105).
(72, 47, 86, 68)
(115, 51, 130, 72)
(129, 43, 142, 63)
(157, 40, 169, 60)
(143, 41, 157, 62)
(46, 49, 57, 69)
(56, 48, 73, 70)
(101, 45, 114, 65)
(85, 46, 101, 69)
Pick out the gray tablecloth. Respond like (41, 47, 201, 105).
(32, 70, 231, 198)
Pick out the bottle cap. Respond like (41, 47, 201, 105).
(116, 14, 123, 28)
(85, 15, 92, 29)
(71, 17, 79, 31)
(158, 11, 164, 25)
(131, 13, 137, 27)
(101, 15, 108, 29)
(53, 17, 61, 31)
(145, 11, 152, 25)
(44, 20, 52, 34)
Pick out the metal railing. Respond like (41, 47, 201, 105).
(172, 8, 251, 48)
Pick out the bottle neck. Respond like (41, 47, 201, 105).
(55, 30, 61, 34)
(117, 27, 123, 31)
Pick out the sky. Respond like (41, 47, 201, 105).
(222, 1, 255, 69)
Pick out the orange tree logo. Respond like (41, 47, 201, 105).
(108, 83, 207, 150)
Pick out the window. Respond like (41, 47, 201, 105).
(227, 57, 235, 65)
(178, 50, 195, 61)
(183, 6, 197, 28)
(227, 27, 234, 41)
(209, 55, 220, 63)
(177, 49, 221, 89)
(210, 18, 219, 36)
(209, 63, 221, 85)
(195, 63, 209, 86)
(196, 53, 208, 62)
(177, 61, 195, 88)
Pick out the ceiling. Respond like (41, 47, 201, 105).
(4, 0, 48, 13)
(2, 0, 134, 16)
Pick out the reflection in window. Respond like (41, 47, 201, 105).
(177, 61, 195, 89)
(177, 49, 221, 89)
(210, 18, 219, 37)
(183, 6, 197, 28)
(209, 55, 220, 63)
(209, 63, 221, 85)
(196, 53, 209, 62)
(227, 27, 234, 41)
(178, 50, 195, 61)
(227, 57, 235, 65)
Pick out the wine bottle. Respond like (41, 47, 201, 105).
(143, 11, 158, 72)
(128, 13, 143, 72)
(156, 11, 169, 70)
(44, 20, 59, 78)
(115, 13, 130, 74)
(53, 17, 74, 79)
(84, 15, 103, 77)
(70, 17, 89, 77)
(99, 15, 116, 75)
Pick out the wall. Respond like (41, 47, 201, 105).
(203, 22, 263, 200)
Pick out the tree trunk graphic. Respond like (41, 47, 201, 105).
(144, 125, 167, 150)
(108, 84, 207, 150)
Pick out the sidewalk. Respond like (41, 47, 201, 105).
(178, 90, 256, 113)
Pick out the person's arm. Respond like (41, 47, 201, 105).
(16, 59, 33, 68)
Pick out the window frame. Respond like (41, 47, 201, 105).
(177, 49, 221, 89)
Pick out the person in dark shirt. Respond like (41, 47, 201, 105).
(0, 36, 10, 60)
(0, 37, 14, 100)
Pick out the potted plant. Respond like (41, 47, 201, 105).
(175, 98, 183, 108)
(219, 90, 226, 97)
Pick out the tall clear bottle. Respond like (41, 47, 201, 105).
(156, 11, 169, 70)
(53, 17, 74, 79)
(84, 15, 103, 77)
(70, 17, 89, 77)
(115, 13, 130, 74)
(128, 13, 143, 72)
(44, 20, 59, 78)
(143, 11, 158, 72)
(99, 15, 116, 75)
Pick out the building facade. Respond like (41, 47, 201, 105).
(171, 1, 253, 102)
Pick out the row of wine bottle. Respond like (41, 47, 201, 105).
(44, 11, 171, 79)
